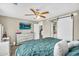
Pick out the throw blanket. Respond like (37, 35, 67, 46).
(16, 37, 60, 56)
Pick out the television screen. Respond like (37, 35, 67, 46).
(19, 22, 31, 30)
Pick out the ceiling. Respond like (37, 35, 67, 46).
(0, 3, 79, 21)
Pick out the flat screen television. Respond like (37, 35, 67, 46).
(19, 22, 31, 30)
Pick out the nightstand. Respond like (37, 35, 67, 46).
(0, 41, 10, 56)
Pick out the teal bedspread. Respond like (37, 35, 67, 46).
(66, 45, 79, 56)
(16, 37, 60, 56)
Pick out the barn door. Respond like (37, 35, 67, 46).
(57, 17, 73, 41)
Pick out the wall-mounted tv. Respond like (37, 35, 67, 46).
(19, 22, 31, 30)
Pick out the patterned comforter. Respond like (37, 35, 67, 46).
(16, 37, 60, 56)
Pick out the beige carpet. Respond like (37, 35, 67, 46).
(10, 45, 19, 56)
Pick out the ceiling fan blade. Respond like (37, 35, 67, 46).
(25, 14, 34, 16)
(30, 9, 37, 15)
(40, 15, 46, 18)
(41, 11, 49, 14)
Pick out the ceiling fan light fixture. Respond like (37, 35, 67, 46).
(25, 8, 49, 19)
(36, 16, 40, 19)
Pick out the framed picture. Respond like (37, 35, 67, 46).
(19, 22, 31, 30)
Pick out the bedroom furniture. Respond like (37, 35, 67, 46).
(53, 40, 79, 56)
(0, 40, 10, 56)
(15, 37, 60, 56)
(16, 33, 34, 45)
(59, 41, 79, 56)
(66, 41, 79, 56)
(66, 45, 79, 56)
(54, 40, 69, 56)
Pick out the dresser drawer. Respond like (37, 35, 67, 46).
(16, 33, 34, 45)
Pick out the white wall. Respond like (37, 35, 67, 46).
(0, 16, 35, 45)
(0, 24, 2, 42)
(74, 13, 79, 40)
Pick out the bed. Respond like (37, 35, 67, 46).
(15, 37, 60, 56)
(53, 40, 79, 56)
(66, 45, 79, 56)
(63, 41, 79, 56)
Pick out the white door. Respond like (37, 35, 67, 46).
(42, 21, 51, 38)
(0, 24, 4, 42)
(34, 24, 40, 39)
(57, 17, 73, 41)
(0, 24, 1, 42)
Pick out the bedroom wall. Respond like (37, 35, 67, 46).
(74, 12, 79, 40)
(0, 12, 79, 44)
(0, 16, 36, 45)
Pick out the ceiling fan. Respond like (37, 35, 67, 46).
(25, 8, 49, 19)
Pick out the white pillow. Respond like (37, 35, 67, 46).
(54, 40, 68, 56)
(68, 41, 79, 48)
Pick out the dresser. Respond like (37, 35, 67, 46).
(0, 41, 10, 56)
(16, 33, 34, 45)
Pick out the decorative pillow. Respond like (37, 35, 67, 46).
(68, 41, 79, 48)
(54, 40, 68, 56)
